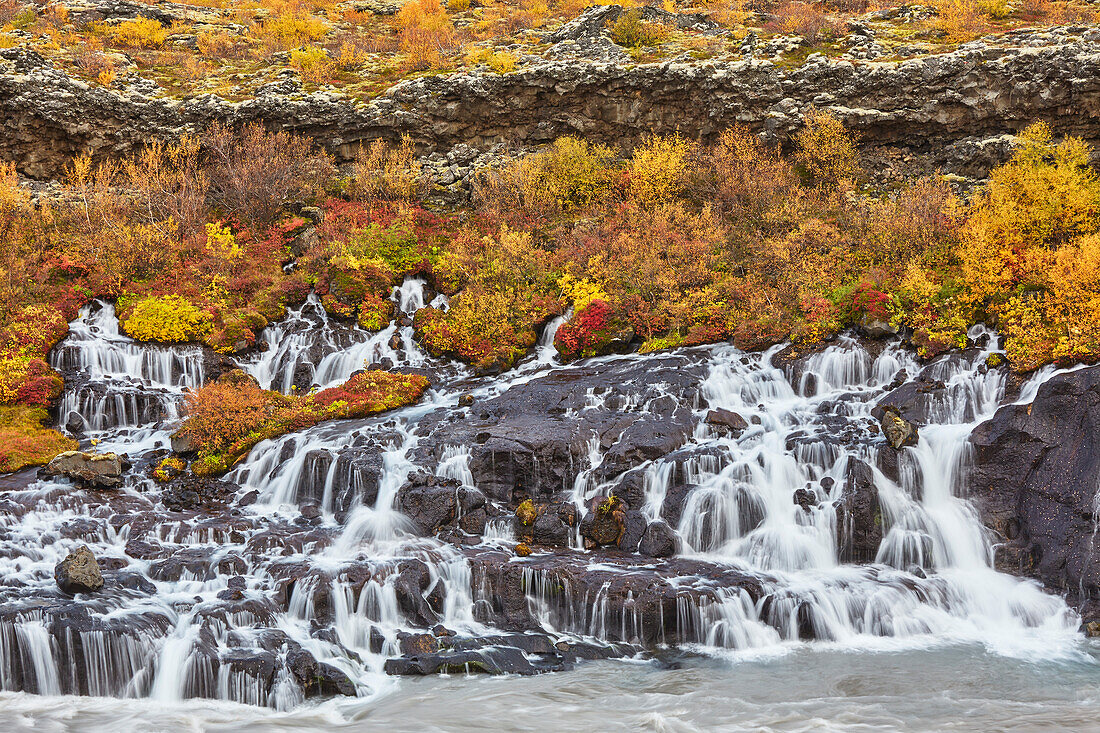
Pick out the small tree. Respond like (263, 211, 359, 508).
(204, 122, 336, 229)
(793, 109, 858, 189)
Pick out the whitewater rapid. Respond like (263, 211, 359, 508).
(0, 279, 1092, 726)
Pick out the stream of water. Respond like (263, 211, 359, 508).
(0, 280, 1094, 731)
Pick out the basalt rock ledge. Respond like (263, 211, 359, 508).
(3, 41, 1100, 179)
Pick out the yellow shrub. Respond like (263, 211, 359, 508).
(481, 136, 615, 215)
(123, 295, 212, 343)
(794, 109, 858, 188)
(290, 46, 331, 83)
(960, 123, 1100, 307)
(353, 135, 424, 203)
(488, 50, 517, 73)
(467, 47, 517, 73)
(630, 134, 691, 207)
(558, 275, 608, 312)
(449, 0, 471, 10)
(0, 358, 25, 404)
(1049, 234, 1100, 364)
(609, 9, 670, 47)
(255, 12, 328, 51)
(111, 18, 167, 48)
(336, 41, 368, 70)
(204, 222, 241, 260)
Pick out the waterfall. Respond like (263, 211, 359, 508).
(0, 297, 1089, 713)
(239, 278, 441, 394)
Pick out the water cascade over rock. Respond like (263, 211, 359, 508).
(0, 284, 1091, 708)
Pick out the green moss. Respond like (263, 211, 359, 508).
(516, 499, 537, 526)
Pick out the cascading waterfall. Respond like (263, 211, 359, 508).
(51, 302, 205, 442)
(240, 278, 448, 394)
(0, 297, 1090, 715)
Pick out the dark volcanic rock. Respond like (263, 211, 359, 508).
(705, 408, 748, 436)
(286, 646, 357, 697)
(467, 547, 766, 646)
(638, 521, 679, 558)
(413, 353, 707, 503)
(7, 40, 1100, 196)
(834, 458, 883, 564)
(397, 474, 487, 536)
(160, 475, 236, 513)
(55, 545, 104, 594)
(969, 365, 1100, 614)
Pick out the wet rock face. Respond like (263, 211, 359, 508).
(397, 475, 487, 536)
(468, 548, 768, 646)
(55, 546, 104, 594)
(44, 451, 125, 488)
(412, 353, 707, 504)
(969, 365, 1100, 614)
(835, 459, 883, 564)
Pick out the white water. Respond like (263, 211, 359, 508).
(0, 292, 1092, 723)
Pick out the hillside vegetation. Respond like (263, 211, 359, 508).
(2, 115, 1099, 470)
(1, 0, 1097, 98)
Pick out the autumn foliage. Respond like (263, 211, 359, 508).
(177, 369, 430, 475)
(6, 114, 1100, 474)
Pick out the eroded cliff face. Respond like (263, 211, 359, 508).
(969, 366, 1100, 621)
(3, 37, 1100, 180)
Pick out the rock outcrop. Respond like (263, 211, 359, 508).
(969, 365, 1100, 619)
(44, 451, 125, 488)
(4, 40, 1100, 179)
(55, 545, 104, 594)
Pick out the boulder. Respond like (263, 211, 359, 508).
(705, 408, 749, 436)
(579, 495, 627, 548)
(857, 313, 897, 339)
(877, 407, 918, 449)
(169, 429, 197, 454)
(44, 451, 125, 488)
(617, 510, 647, 553)
(55, 546, 104, 594)
(514, 501, 576, 547)
(638, 521, 679, 558)
(397, 475, 486, 536)
(286, 646, 357, 697)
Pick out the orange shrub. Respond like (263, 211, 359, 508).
(0, 406, 78, 473)
(769, 2, 842, 42)
(397, 0, 458, 69)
